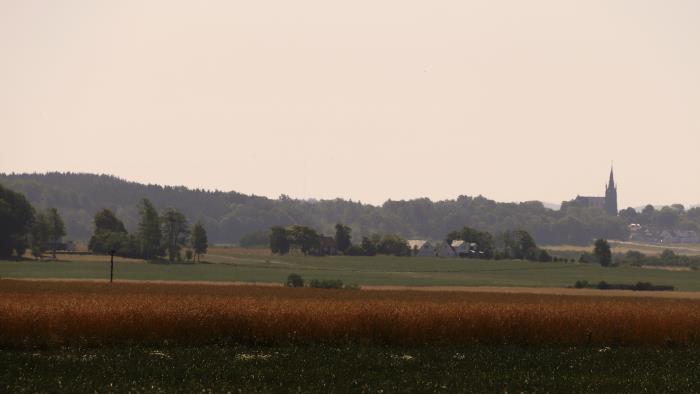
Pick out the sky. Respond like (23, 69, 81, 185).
(1, 1, 699, 208)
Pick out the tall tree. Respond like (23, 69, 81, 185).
(269, 226, 290, 255)
(88, 209, 129, 254)
(360, 236, 377, 256)
(0, 184, 35, 258)
(593, 238, 612, 267)
(45, 208, 66, 259)
(137, 198, 163, 260)
(30, 211, 50, 259)
(191, 222, 208, 262)
(508, 230, 538, 261)
(161, 208, 189, 262)
(288, 225, 320, 255)
(94, 209, 127, 233)
(376, 234, 410, 256)
(334, 223, 352, 254)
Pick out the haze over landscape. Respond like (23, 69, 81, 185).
(4, 2, 700, 392)
(2, 1, 699, 207)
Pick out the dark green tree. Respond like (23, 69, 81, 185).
(660, 249, 677, 263)
(593, 238, 612, 267)
(30, 211, 50, 259)
(289, 225, 320, 255)
(161, 208, 189, 262)
(655, 206, 680, 228)
(507, 230, 538, 261)
(537, 249, 553, 262)
(0, 184, 35, 258)
(88, 209, 129, 254)
(45, 208, 66, 259)
(94, 208, 127, 233)
(334, 223, 352, 254)
(618, 207, 638, 222)
(269, 226, 290, 255)
(285, 273, 304, 287)
(624, 250, 646, 264)
(376, 234, 410, 256)
(639, 204, 656, 225)
(360, 236, 376, 256)
(191, 222, 208, 262)
(137, 198, 163, 260)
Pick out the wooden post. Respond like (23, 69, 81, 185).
(109, 250, 115, 283)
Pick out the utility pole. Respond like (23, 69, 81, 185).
(109, 250, 115, 283)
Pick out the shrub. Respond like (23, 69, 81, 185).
(345, 245, 366, 256)
(537, 249, 553, 262)
(309, 279, 344, 289)
(574, 280, 589, 289)
(285, 273, 304, 288)
(578, 252, 595, 263)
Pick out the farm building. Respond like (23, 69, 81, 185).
(450, 240, 477, 257)
(408, 240, 435, 257)
(435, 241, 456, 258)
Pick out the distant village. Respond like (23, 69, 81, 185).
(628, 226, 699, 244)
(573, 167, 699, 245)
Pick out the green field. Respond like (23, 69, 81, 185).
(2, 247, 700, 290)
(2, 344, 699, 392)
(546, 241, 700, 257)
(4, 250, 700, 392)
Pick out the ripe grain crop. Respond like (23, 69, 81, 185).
(1, 279, 700, 347)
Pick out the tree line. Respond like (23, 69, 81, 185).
(88, 199, 208, 262)
(268, 222, 556, 262)
(0, 183, 208, 262)
(0, 184, 66, 259)
(8, 172, 700, 247)
(269, 224, 414, 257)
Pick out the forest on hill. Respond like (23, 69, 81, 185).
(2, 172, 697, 246)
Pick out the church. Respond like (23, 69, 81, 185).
(572, 168, 618, 215)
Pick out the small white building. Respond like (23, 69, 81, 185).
(408, 240, 435, 257)
(435, 241, 456, 258)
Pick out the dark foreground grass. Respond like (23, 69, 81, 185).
(2, 344, 700, 393)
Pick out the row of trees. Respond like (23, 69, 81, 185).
(89, 199, 208, 262)
(268, 222, 555, 261)
(12, 172, 700, 246)
(446, 226, 553, 262)
(619, 204, 699, 230)
(0, 183, 210, 263)
(0, 184, 66, 259)
(269, 223, 413, 257)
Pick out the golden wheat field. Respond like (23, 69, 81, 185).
(2, 279, 700, 347)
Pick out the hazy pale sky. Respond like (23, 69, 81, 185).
(2, 1, 699, 208)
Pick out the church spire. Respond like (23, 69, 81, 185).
(605, 164, 618, 216)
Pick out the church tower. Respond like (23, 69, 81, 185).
(604, 167, 618, 216)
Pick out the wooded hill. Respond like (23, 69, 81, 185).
(3, 172, 693, 246)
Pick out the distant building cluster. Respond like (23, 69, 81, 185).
(407, 239, 482, 258)
(628, 224, 700, 244)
